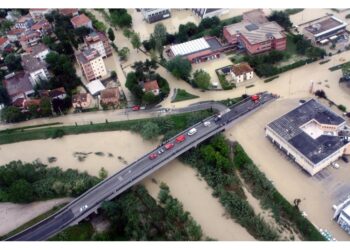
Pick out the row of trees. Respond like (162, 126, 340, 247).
(109, 9, 132, 28)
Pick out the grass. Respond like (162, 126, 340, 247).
(264, 76, 280, 83)
(49, 221, 94, 241)
(0, 122, 62, 134)
(0, 203, 67, 240)
(171, 89, 199, 103)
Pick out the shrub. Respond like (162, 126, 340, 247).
(51, 129, 65, 139)
(338, 104, 347, 112)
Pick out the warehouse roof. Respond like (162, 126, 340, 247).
(170, 38, 210, 56)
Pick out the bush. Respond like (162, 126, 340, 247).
(218, 74, 234, 90)
(315, 89, 327, 99)
(51, 129, 65, 139)
(338, 104, 347, 112)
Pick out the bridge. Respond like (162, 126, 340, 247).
(6, 92, 277, 241)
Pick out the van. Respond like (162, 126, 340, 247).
(187, 128, 197, 136)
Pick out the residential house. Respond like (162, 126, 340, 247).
(141, 9, 171, 23)
(0, 37, 10, 51)
(6, 28, 25, 42)
(59, 9, 79, 17)
(29, 9, 53, 20)
(19, 30, 41, 50)
(21, 54, 49, 85)
(100, 87, 120, 107)
(231, 63, 254, 85)
(3, 72, 34, 103)
(15, 14, 34, 30)
(84, 32, 112, 58)
(39, 87, 67, 100)
(142, 80, 160, 96)
(76, 48, 107, 82)
(70, 14, 93, 29)
(23, 98, 41, 111)
(28, 43, 50, 62)
(72, 93, 92, 109)
(31, 20, 52, 36)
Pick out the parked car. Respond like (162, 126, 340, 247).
(341, 156, 349, 163)
(132, 105, 140, 111)
(149, 153, 158, 160)
(176, 135, 186, 143)
(204, 121, 211, 127)
(164, 143, 174, 150)
(187, 128, 197, 136)
(331, 162, 340, 169)
(158, 148, 165, 155)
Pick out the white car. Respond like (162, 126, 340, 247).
(187, 128, 197, 136)
(331, 162, 340, 169)
(204, 121, 211, 127)
(79, 205, 88, 212)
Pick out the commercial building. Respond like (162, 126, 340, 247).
(191, 9, 226, 19)
(76, 48, 107, 82)
(333, 197, 350, 235)
(265, 99, 350, 176)
(71, 14, 93, 29)
(231, 63, 254, 85)
(166, 36, 231, 64)
(84, 32, 112, 58)
(302, 16, 348, 45)
(3, 72, 34, 102)
(141, 9, 171, 23)
(21, 54, 49, 85)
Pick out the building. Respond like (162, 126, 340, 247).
(242, 9, 268, 25)
(166, 36, 232, 64)
(86, 79, 106, 96)
(40, 87, 67, 100)
(142, 80, 160, 96)
(15, 14, 34, 30)
(191, 9, 226, 19)
(21, 54, 49, 85)
(76, 48, 107, 82)
(141, 9, 171, 23)
(59, 9, 79, 17)
(302, 16, 348, 45)
(333, 197, 350, 235)
(3, 72, 34, 102)
(84, 32, 112, 58)
(72, 93, 92, 109)
(70, 14, 93, 29)
(31, 20, 52, 36)
(265, 99, 350, 176)
(231, 63, 254, 85)
(0, 37, 10, 51)
(28, 43, 50, 62)
(19, 30, 41, 50)
(6, 28, 25, 42)
(100, 87, 120, 106)
(29, 9, 53, 20)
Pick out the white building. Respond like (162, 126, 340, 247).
(21, 54, 49, 85)
(86, 79, 106, 96)
(29, 43, 50, 62)
(333, 197, 350, 235)
(141, 9, 171, 23)
(191, 8, 227, 19)
(231, 63, 254, 84)
(76, 48, 107, 82)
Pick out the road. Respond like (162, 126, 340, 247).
(6, 92, 277, 241)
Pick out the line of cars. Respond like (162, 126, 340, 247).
(148, 120, 211, 160)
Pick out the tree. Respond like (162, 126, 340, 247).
(166, 56, 192, 80)
(108, 27, 115, 42)
(40, 97, 52, 117)
(193, 69, 211, 90)
(305, 47, 326, 59)
(153, 23, 167, 55)
(109, 9, 132, 28)
(1, 106, 26, 123)
(110, 71, 117, 80)
(268, 11, 293, 30)
(99, 167, 108, 180)
(315, 89, 327, 99)
(142, 91, 159, 104)
(8, 179, 34, 203)
(131, 32, 141, 52)
(4, 53, 22, 72)
(118, 47, 130, 61)
(74, 26, 92, 40)
(342, 62, 350, 79)
(140, 122, 160, 140)
(0, 85, 10, 106)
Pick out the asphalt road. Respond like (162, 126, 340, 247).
(6, 92, 276, 241)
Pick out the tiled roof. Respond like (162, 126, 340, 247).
(143, 80, 159, 92)
(29, 43, 49, 55)
(0, 37, 8, 46)
(3, 71, 33, 98)
(7, 28, 25, 36)
(72, 93, 88, 103)
(101, 87, 120, 100)
(21, 54, 47, 72)
(232, 62, 253, 76)
(71, 14, 91, 27)
(59, 9, 79, 16)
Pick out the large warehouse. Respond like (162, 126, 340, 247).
(265, 99, 350, 176)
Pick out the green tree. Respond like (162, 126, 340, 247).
(118, 47, 130, 61)
(0, 106, 26, 123)
(142, 91, 159, 104)
(108, 27, 115, 42)
(140, 122, 160, 140)
(268, 11, 293, 30)
(131, 32, 141, 52)
(305, 47, 326, 59)
(0, 85, 10, 106)
(4, 53, 22, 72)
(153, 23, 167, 55)
(40, 97, 52, 117)
(109, 9, 132, 28)
(166, 56, 192, 80)
(342, 62, 350, 79)
(193, 69, 211, 90)
(110, 71, 117, 80)
(8, 179, 34, 203)
(74, 26, 92, 40)
(99, 167, 108, 180)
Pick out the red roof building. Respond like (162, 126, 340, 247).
(7, 28, 25, 42)
(84, 32, 112, 58)
(142, 80, 160, 96)
(0, 37, 10, 51)
(70, 14, 92, 29)
(59, 9, 79, 17)
(31, 20, 52, 36)
(100, 87, 120, 106)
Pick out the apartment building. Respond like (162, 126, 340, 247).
(84, 32, 112, 58)
(76, 48, 107, 82)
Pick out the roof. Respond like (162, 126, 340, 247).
(84, 31, 108, 44)
(72, 93, 88, 103)
(40, 87, 66, 99)
(3, 71, 33, 98)
(143, 80, 159, 92)
(86, 79, 106, 95)
(0, 37, 8, 46)
(71, 14, 91, 27)
(23, 99, 41, 109)
(101, 87, 120, 100)
(343, 203, 350, 217)
(170, 38, 210, 56)
(76, 48, 101, 64)
(17, 14, 33, 23)
(31, 20, 51, 31)
(29, 43, 49, 55)
(21, 54, 47, 72)
(243, 9, 268, 24)
(304, 16, 347, 37)
(232, 63, 253, 75)
(7, 28, 25, 36)
(267, 99, 347, 165)
(225, 21, 285, 45)
(187, 49, 213, 61)
(59, 9, 79, 16)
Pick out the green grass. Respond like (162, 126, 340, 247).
(0, 203, 67, 240)
(0, 122, 62, 134)
(264, 76, 280, 83)
(171, 89, 199, 103)
(49, 221, 94, 241)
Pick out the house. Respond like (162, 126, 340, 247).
(231, 63, 254, 85)
(39, 87, 67, 100)
(19, 30, 41, 50)
(23, 98, 42, 110)
(31, 20, 52, 36)
(76, 48, 107, 82)
(141, 9, 171, 23)
(84, 32, 112, 58)
(86, 79, 106, 96)
(29, 9, 53, 20)
(3, 72, 34, 103)
(6, 28, 25, 42)
(15, 14, 34, 30)
(0, 37, 10, 51)
(100, 87, 120, 106)
(70, 14, 93, 29)
(191, 9, 227, 19)
(21, 54, 49, 85)
(142, 80, 160, 96)
(28, 43, 50, 62)
(72, 93, 92, 109)
(59, 9, 79, 17)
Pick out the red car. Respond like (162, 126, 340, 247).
(164, 143, 174, 150)
(251, 95, 260, 102)
(132, 105, 141, 111)
(175, 135, 186, 143)
(149, 153, 158, 160)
